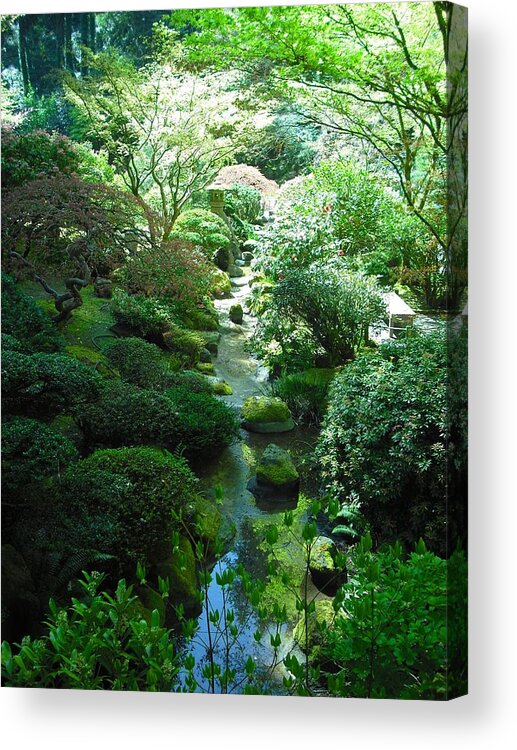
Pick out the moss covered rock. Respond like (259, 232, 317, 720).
(211, 379, 233, 396)
(135, 584, 166, 626)
(293, 598, 336, 655)
(155, 536, 200, 617)
(196, 362, 215, 375)
(241, 396, 294, 433)
(210, 269, 232, 298)
(229, 304, 243, 324)
(248, 443, 299, 501)
(309, 536, 347, 595)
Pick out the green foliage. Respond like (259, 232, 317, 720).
(269, 368, 336, 425)
(1, 572, 180, 690)
(78, 380, 239, 458)
(104, 337, 174, 389)
(111, 290, 173, 339)
(163, 326, 205, 366)
(164, 386, 240, 455)
(2, 417, 78, 493)
(253, 260, 385, 368)
(0, 127, 113, 189)
(324, 535, 455, 700)
(1, 274, 63, 353)
(317, 331, 461, 552)
(224, 184, 261, 224)
(2, 349, 103, 419)
(171, 209, 234, 270)
(54, 447, 197, 565)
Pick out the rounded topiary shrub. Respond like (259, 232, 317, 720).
(104, 337, 174, 389)
(171, 209, 234, 271)
(111, 290, 174, 340)
(78, 381, 239, 458)
(2, 417, 79, 495)
(54, 447, 198, 566)
(2, 349, 103, 419)
(164, 386, 240, 457)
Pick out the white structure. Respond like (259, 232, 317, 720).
(370, 291, 416, 342)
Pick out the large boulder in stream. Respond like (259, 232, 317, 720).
(309, 536, 348, 596)
(241, 395, 294, 433)
(248, 443, 299, 501)
(229, 304, 243, 324)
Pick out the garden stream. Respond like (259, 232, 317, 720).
(181, 268, 323, 694)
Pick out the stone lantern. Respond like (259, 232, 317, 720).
(206, 184, 226, 219)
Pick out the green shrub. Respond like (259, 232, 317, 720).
(64, 345, 115, 379)
(164, 386, 240, 456)
(171, 209, 234, 270)
(167, 370, 213, 394)
(224, 184, 261, 223)
(1, 273, 63, 353)
(269, 368, 336, 425)
(267, 261, 386, 365)
(111, 290, 173, 340)
(324, 535, 466, 700)
(316, 331, 460, 552)
(53, 447, 198, 565)
(2, 417, 78, 493)
(1, 572, 180, 690)
(104, 337, 175, 389)
(2, 349, 103, 419)
(180, 305, 219, 332)
(241, 395, 291, 423)
(163, 326, 204, 365)
(78, 381, 239, 458)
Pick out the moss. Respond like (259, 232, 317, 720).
(155, 536, 197, 604)
(309, 537, 335, 573)
(196, 362, 215, 375)
(256, 444, 299, 488)
(182, 307, 219, 332)
(211, 380, 233, 396)
(210, 269, 232, 298)
(65, 344, 116, 378)
(60, 286, 116, 348)
(162, 325, 204, 364)
(293, 599, 335, 652)
(229, 304, 243, 324)
(241, 396, 291, 424)
(188, 496, 222, 547)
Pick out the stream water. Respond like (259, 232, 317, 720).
(179, 268, 321, 694)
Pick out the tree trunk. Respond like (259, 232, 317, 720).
(64, 14, 74, 71)
(18, 17, 31, 95)
(80, 13, 90, 77)
(89, 12, 96, 54)
(55, 15, 65, 69)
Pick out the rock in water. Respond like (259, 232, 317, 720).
(229, 304, 244, 324)
(309, 536, 347, 595)
(248, 443, 299, 501)
(241, 395, 294, 433)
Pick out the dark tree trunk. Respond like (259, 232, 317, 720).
(55, 15, 65, 69)
(80, 13, 90, 77)
(64, 14, 74, 71)
(89, 12, 96, 54)
(18, 16, 31, 94)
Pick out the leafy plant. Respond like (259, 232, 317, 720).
(171, 208, 234, 271)
(1, 273, 63, 353)
(1, 571, 180, 690)
(104, 336, 175, 390)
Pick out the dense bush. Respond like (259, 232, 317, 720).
(2, 176, 144, 271)
(77, 381, 239, 458)
(2, 417, 78, 494)
(252, 261, 385, 368)
(323, 535, 464, 699)
(111, 290, 173, 339)
(316, 331, 459, 552)
(1, 127, 114, 189)
(2, 349, 103, 419)
(53, 447, 197, 565)
(269, 369, 335, 425)
(224, 184, 261, 224)
(1, 274, 63, 353)
(116, 239, 213, 308)
(254, 160, 421, 285)
(104, 337, 175, 390)
(2, 572, 180, 690)
(170, 209, 234, 270)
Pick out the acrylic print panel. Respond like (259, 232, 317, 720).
(1, 2, 467, 699)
